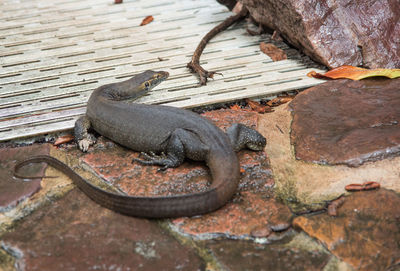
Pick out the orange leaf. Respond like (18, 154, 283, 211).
(246, 99, 268, 113)
(140, 16, 154, 26)
(345, 181, 380, 192)
(54, 135, 75, 146)
(230, 104, 241, 110)
(266, 96, 293, 107)
(308, 65, 400, 80)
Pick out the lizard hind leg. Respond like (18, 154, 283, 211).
(132, 128, 208, 171)
(74, 116, 96, 152)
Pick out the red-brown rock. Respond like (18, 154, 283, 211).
(293, 189, 400, 271)
(0, 144, 49, 211)
(290, 78, 400, 167)
(207, 237, 331, 270)
(240, 0, 400, 69)
(172, 191, 292, 238)
(1, 189, 205, 270)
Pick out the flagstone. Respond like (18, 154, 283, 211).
(1, 189, 205, 271)
(258, 80, 400, 211)
(293, 189, 400, 271)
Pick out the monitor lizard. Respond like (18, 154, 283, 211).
(14, 70, 266, 218)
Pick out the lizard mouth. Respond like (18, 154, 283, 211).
(150, 70, 169, 86)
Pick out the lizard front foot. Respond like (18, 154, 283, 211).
(78, 134, 96, 152)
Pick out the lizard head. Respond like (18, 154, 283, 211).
(138, 70, 169, 91)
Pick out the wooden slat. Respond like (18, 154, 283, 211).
(0, 0, 324, 141)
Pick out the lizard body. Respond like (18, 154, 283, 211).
(15, 71, 266, 218)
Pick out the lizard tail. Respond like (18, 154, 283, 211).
(14, 154, 240, 218)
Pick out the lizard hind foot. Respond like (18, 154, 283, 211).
(132, 152, 179, 170)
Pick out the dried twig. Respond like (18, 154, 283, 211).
(187, 7, 248, 85)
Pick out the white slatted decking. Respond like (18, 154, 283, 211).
(0, 0, 324, 141)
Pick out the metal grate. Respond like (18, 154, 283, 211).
(0, 0, 324, 141)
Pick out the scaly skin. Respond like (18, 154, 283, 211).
(14, 71, 266, 218)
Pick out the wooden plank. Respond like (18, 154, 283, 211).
(0, 0, 324, 141)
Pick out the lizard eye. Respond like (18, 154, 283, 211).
(145, 82, 150, 87)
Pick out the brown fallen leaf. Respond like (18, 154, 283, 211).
(327, 196, 345, 217)
(307, 65, 400, 80)
(54, 135, 75, 146)
(266, 96, 293, 107)
(140, 15, 154, 26)
(246, 99, 271, 114)
(259, 42, 287, 62)
(345, 181, 380, 192)
(114, 0, 123, 3)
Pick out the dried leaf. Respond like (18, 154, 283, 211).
(308, 65, 400, 80)
(54, 135, 75, 146)
(259, 42, 287, 62)
(140, 15, 154, 26)
(230, 104, 241, 110)
(266, 96, 293, 107)
(246, 99, 269, 113)
(345, 181, 380, 192)
(114, 0, 123, 4)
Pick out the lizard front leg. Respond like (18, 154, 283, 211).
(74, 116, 96, 152)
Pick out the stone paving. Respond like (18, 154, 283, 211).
(1, 78, 400, 271)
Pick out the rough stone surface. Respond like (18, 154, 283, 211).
(206, 232, 332, 270)
(172, 191, 292, 239)
(1, 189, 205, 271)
(293, 189, 400, 271)
(259, 101, 400, 211)
(290, 78, 400, 167)
(0, 144, 49, 211)
(240, 0, 400, 69)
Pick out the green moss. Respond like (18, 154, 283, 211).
(273, 168, 326, 213)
